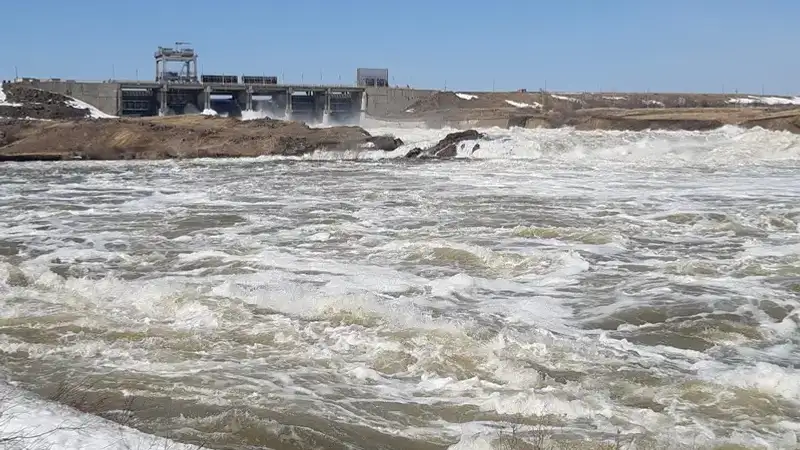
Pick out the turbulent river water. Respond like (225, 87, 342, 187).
(1, 125, 799, 450)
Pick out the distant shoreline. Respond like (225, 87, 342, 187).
(385, 90, 800, 132)
(2, 109, 798, 164)
(377, 106, 800, 133)
(3, 83, 800, 163)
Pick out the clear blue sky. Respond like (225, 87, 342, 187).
(1, 0, 798, 94)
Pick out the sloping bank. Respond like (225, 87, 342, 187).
(0, 116, 410, 161)
(391, 107, 800, 133)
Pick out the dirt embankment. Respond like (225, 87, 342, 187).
(0, 83, 95, 120)
(533, 107, 800, 133)
(395, 92, 800, 133)
(403, 91, 800, 116)
(0, 115, 403, 161)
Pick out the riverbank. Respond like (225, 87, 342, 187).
(3, 83, 800, 162)
(386, 105, 800, 133)
(3, 108, 799, 162)
(0, 115, 412, 161)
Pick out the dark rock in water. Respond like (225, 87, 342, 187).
(429, 130, 483, 154)
(367, 135, 404, 151)
(405, 129, 486, 159)
(471, 143, 480, 154)
(405, 147, 423, 158)
(433, 143, 458, 158)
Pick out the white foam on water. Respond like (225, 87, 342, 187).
(189, 123, 800, 168)
(693, 360, 800, 403)
(2, 125, 800, 449)
(363, 123, 800, 165)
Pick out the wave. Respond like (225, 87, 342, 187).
(271, 124, 800, 166)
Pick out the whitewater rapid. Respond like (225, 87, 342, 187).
(1, 125, 799, 450)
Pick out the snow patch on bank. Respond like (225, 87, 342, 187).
(241, 110, 273, 121)
(0, 116, 53, 121)
(65, 97, 117, 119)
(456, 93, 478, 100)
(0, 84, 22, 107)
(0, 382, 198, 450)
(551, 94, 582, 103)
(505, 99, 541, 109)
(727, 96, 800, 106)
(201, 108, 219, 116)
(643, 99, 665, 107)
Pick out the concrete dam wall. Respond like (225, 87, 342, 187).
(13, 79, 440, 122)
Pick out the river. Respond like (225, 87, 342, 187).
(1, 125, 798, 449)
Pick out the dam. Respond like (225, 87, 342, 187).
(10, 43, 434, 122)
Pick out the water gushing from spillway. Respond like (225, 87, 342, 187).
(1, 125, 799, 450)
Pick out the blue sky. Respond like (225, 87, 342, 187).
(1, 0, 798, 94)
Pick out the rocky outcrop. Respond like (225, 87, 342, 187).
(0, 116, 404, 161)
(0, 83, 94, 120)
(365, 135, 404, 151)
(2, 83, 74, 105)
(405, 129, 485, 159)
